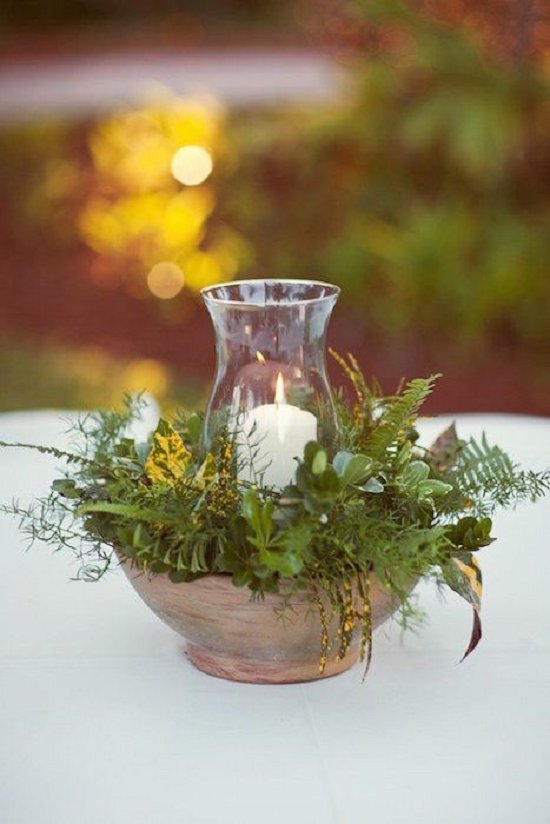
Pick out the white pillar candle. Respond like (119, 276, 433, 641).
(236, 373, 317, 489)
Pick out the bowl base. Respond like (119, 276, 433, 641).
(185, 643, 360, 684)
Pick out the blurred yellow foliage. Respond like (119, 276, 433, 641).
(88, 97, 221, 193)
(80, 189, 215, 261)
(56, 348, 171, 404)
(119, 357, 171, 398)
(0, 342, 183, 412)
(78, 91, 246, 296)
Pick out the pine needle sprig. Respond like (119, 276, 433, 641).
(0, 496, 114, 581)
(67, 393, 145, 458)
(329, 349, 368, 407)
(0, 440, 97, 468)
(329, 349, 384, 440)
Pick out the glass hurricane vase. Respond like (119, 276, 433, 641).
(201, 279, 341, 489)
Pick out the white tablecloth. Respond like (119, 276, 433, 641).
(1, 410, 549, 824)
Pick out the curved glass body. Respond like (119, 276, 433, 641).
(201, 279, 340, 488)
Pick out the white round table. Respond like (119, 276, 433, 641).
(1, 410, 549, 824)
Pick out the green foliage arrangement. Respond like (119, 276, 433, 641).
(2, 355, 548, 673)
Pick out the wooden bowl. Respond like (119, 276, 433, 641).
(121, 566, 406, 684)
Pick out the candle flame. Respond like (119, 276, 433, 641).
(275, 372, 286, 404)
(256, 351, 266, 364)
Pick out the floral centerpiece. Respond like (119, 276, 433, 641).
(3, 357, 548, 683)
(2, 280, 548, 684)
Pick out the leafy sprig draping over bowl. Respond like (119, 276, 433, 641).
(2, 355, 549, 674)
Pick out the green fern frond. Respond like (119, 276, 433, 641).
(363, 375, 440, 462)
(452, 435, 550, 513)
(459, 435, 514, 487)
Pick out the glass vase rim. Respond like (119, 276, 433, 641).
(201, 278, 340, 309)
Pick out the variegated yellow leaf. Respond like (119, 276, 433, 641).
(193, 452, 217, 490)
(452, 554, 482, 609)
(442, 552, 483, 660)
(145, 420, 191, 486)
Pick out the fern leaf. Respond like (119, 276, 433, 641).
(363, 375, 440, 462)
(452, 435, 550, 512)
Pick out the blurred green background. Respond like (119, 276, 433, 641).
(0, 0, 548, 414)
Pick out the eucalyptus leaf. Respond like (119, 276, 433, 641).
(340, 454, 374, 487)
(333, 451, 354, 476)
(395, 441, 413, 472)
(401, 460, 430, 487)
(417, 479, 453, 499)
(361, 477, 385, 494)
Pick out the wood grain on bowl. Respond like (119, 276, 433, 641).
(120, 566, 410, 684)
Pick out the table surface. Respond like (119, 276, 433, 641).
(1, 410, 549, 824)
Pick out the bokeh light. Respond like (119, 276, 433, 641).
(171, 145, 213, 186)
(147, 261, 185, 299)
(67, 94, 245, 296)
